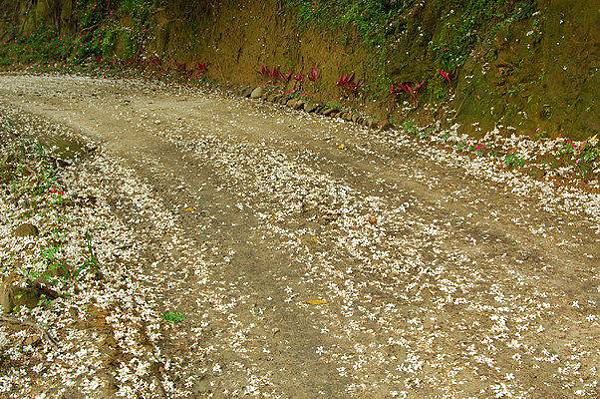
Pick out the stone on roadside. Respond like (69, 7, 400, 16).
(323, 108, 337, 117)
(250, 87, 264, 99)
(240, 86, 254, 98)
(304, 103, 318, 113)
(364, 118, 378, 129)
(267, 93, 280, 102)
(13, 223, 39, 238)
(377, 118, 393, 131)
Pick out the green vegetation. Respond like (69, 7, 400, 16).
(284, 0, 397, 48)
(0, 0, 165, 66)
(401, 119, 418, 136)
(0, 119, 98, 310)
(281, 0, 539, 102)
(282, 1, 537, 67)
(504, 152, 526, 168)
(429, 0, 537, 70)
(162, 311, 186, 324)
(324, 101, 342, 111)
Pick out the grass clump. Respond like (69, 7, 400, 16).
(162, 311, 186, 324)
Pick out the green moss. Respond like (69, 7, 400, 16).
(429, 0, 537, 71)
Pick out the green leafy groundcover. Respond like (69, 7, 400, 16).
(0, 129, 98, 310)
(0, 0, 165, 66)
(1, 0, 536, 68)
(282, 0, 536, 69)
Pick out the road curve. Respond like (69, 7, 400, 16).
(0, 74, 598, 398)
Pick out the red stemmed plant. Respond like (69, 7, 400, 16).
(269, 66, 282, 81)
(390, 80, 427, 105)
(174, 61, 196, 79)
(308, 66, 319, 82)
(438, 69, 452, 84)
(194, 62, 208, 79)
(147, 55, 162, 70)
(280, 69, 293, 83)
(259, 64, 293, 84)
(336, 72, 363, 95)
(259, 64, 271, 79)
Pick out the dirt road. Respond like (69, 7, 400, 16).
(0, 74, 598, 398)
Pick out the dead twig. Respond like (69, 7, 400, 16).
(0, 315, 59, 349)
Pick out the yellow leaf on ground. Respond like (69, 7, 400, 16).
(305, 299, 328, 305)
(184, 207, 195, 213)
(337, 143, 346, 151)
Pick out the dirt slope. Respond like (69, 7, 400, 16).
(0, 73, 598, 398)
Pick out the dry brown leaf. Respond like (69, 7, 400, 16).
(305, 299, 328, 305)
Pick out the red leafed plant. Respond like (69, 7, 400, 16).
(281, 69, 293, 83)
(337, 72, 363, 94)
(259, 65, 292, 83)
(175, 61, 190, 78)
(269, 66, 282, 81)
(438, 69, 451, 84)
(259, 64, 271, 79)
(294, 73, 305, 83)
(308, 66, 319, 82)
(147, 55, 162, 70)
(337, 72, 354, 87)
(194, 62, 208, 78)
(390, 80, 427, 105)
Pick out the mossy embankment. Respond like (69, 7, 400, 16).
(0, 0, 598, 139)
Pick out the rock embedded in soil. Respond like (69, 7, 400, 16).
(304, 103, 319, 113)
(13, 223, 39, 238)
(364, 118, 379, 129)
(293, 100, 305, 110)
(377, 118, 393, 131)
(250, 87, 264, 99)
(322, 108, 337, 117)
(240, 86, 253, 98)
(267, 93, 280, 102)
(0, 274, 41, 312)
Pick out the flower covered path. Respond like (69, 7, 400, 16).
(0, 74, 598, 398)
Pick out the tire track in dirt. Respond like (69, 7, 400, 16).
(0, 74, 598, 398)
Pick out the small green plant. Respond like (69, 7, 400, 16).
(581, 146, 599, 163)
(76, 231, 100, 278)
(324, 101, 342, 110)
(504, 153, 526, 168)
(401, 120, 418, 136)
(417, 128, 434, 141)
(162, 311, 186, 324)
